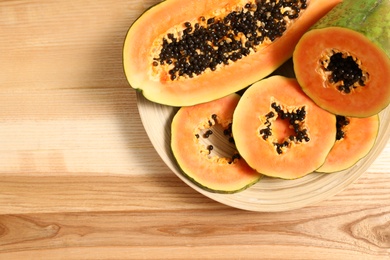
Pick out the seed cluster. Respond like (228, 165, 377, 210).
(204, 129, 213, 138)
(326, 52, 365, 94)
(195, 115, 240, 163)
(195, 114, 217, 154)
(154, 0, 308, 80)
(223, 123, 236, 144)
(260, 102, 309, 154)
(336, 115, 350, 140)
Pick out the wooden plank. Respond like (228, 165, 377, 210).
(0, 168, 389, 215)
(0, 206, 389, 259)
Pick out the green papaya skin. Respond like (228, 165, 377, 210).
(312, 0, 390, 57)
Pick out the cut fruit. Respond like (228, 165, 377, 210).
(293, 0, 390, 117)
(124, 0, 341, 106)
(232, 75, 336, 179)
(317, 115, 379, 173)
(171, 93, 261, 193)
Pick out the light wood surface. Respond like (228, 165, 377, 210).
(0, 1, 389, 259)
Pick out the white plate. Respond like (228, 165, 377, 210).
(136, 63, 390, 212)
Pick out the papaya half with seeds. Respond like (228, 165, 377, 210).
(171, 93, 261, 193)
(232, 76, 336, 179)
(293, 0, 390, 117)
(316, 114, 379, 173)
(123, 0, 341, 106)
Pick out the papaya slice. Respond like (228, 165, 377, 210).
(293, 0, 390, 117)
(317, 115, 379, 173)
(171, 93, 261, 193)
(232, 76, 336, 179)
(123, 0, 341, 106)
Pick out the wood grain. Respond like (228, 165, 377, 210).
(0, 202, 390, 259)
(0, 0, 389, 259)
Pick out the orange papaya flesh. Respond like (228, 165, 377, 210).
(317, 115, 379, 173)
(123, 0, 341, 106)
(171, 93, 261, 193)
(293, 0, 390, 117)
(232, 76, 336, 179)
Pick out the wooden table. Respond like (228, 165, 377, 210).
(1, 1, 389, 259)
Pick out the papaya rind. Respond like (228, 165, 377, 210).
(293, 26, 390, 118)
(232, 75, 337, 180)
(123, 0, 342, 106)
(316, 114, 380, 173)
(171, 93, 262, 194)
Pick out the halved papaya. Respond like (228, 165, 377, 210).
(171, 93, 261, 193)
(232, 76, 336, 179)
(123, 0, 341, 106)
(293, 0, 390, 117)
(317, 115, 379, 173)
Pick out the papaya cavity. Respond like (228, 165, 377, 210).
(317, 49, 370, 94)
(151, 0, 309, 81)
(259, 101, 309, 155)
(195, 115, 240, 165)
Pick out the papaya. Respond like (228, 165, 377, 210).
(123, 0, 341, 106)
(171, 93, 261, 193)
(316, 115, 379, 173)
(293, 0, 390, 117)
(232, 76, 336, 179)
